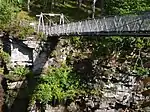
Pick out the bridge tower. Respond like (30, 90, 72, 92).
(36, 13, 65, 35)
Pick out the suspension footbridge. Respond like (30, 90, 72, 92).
(36, 12, 150, 37)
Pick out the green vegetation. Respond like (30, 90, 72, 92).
(4, 66, 30, 81)
(0, 47, 10, 74)
(73, 36, 150, 73)
(0, 0, 35, 39)
(1, 0, 150, 38)
(11, 66, 30, 77)
(0, 0, 150, 111)
(105, 0, 150, 14)
(0, 48, 10, 64)
(0, 1, 19, 25)
(32, 65, 80, 104)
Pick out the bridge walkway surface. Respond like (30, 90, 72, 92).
(37, 12, 150, 37)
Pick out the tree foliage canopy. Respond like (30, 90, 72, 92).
(105, 0, 150, 14)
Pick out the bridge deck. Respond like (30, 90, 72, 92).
(38, 13, 150, 36)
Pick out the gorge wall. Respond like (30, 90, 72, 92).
(0, 37, 150, 112)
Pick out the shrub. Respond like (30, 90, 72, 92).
(0, 49, 10, 64)
(11, 66, 30, 77)
(17, 26, 35, 39)
(0, 1, 20, 25)
(0, 2, 35, 40)
(32, 65, 80, 104)
(133, 67, 150, 76)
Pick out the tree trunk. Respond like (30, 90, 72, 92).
(27, 0, 30, 12)
(92, 0, 97, 18)
(78, 0, 82, 8)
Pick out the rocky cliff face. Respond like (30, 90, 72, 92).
(27, 39, 149, 112)
(42, 38, 150, 111)
(1, 38, 150, 112)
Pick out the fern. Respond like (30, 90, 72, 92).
(32, 65, 80, 104)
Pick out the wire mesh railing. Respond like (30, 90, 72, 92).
(37, 13, 150, 36)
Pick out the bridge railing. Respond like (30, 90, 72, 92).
(39, 13, 150, 36)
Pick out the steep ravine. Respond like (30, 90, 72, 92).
(1, 37, 150, 112)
